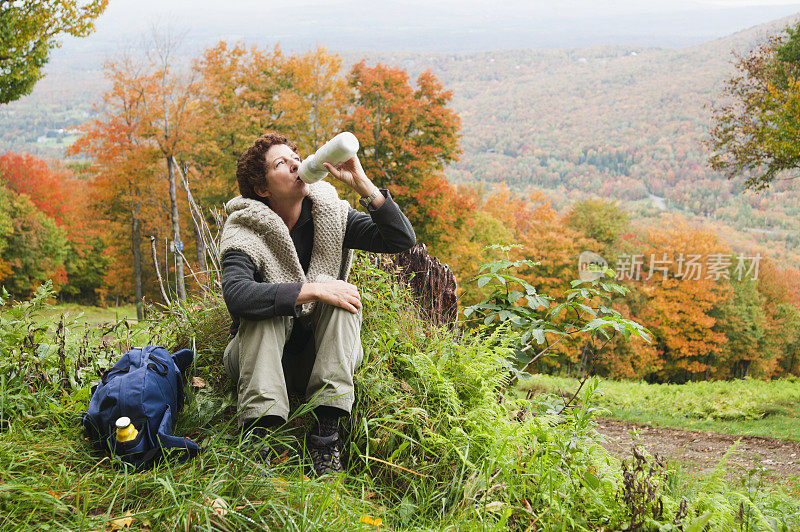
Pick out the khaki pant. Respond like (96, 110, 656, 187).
(223, 303, 364, 426)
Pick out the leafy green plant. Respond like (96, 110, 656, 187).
(463, 245, 651, 379)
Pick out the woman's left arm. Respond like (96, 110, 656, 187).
(343, 191, 416, 253)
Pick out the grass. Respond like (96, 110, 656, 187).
(1, 301, 140, 328)
(1, 413, 391, 530)
(2, 266, 800, 530)
(521, 374, 800, 442)
(609, 407, 800, 442)
(39, 303, 140, 326)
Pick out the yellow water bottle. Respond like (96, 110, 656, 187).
(115, 417, 138, 442)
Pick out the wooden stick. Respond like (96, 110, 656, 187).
(150, 235, 171, 305)
(362, 455, 429, 477)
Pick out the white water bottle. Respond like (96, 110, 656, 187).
(299, 132, 360, 184)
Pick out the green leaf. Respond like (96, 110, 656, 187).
(582, 470, 600, 490)
(511, 316, 530, 327)
(598, 305, 620, 317)
(477, 276, 491, 288)
(582, 318, 608, 331)
(508, 290, 523, 303)
(685, 512, 712, 532)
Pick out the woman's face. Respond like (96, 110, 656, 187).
(257, 143, 309, 203)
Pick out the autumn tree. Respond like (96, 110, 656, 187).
(75, 34, 202, 301)
(0, 152, 69, 222)
(0, 184, 69, 298)
(564, 198, 629, 252)
(0, 152, 110, 302)
(0, 0, 108, 104)
(189, 42, 289, 208)
(708, 22, 800, 191)
(130, 33, 202, 300)
(276, 46, 347, 156)
(442, 183, 516, 303)
(343, 61, 463, 254)
(756, 259, 800, 376)
(631, 216, 730, 382)
(68, 53, 165, 318)
(0, 186, 10, 282)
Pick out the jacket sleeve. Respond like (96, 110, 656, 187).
(343, 189, 416, 253)
(221, 251, 303, 319)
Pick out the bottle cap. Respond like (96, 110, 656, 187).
(115, 416, 131, 429)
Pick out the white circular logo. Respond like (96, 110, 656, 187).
(578, 251, 609, 281)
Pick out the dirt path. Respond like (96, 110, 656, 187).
(596, 418, 800, 479)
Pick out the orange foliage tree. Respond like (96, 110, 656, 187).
(0, 153, 69, 222)
(756, 259, 800, 376)
(132, 35, 201, 300)
(0, 153, 108, 301)
(277, 46, 348, 156)
(343, 61, 464, 255)
(68, 53, 167, 317)
(630, 216, 730, 382)
(189, 42, 288, 208)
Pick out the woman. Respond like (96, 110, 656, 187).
(220, 131, 415, 475)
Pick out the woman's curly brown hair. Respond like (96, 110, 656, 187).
(236, 131, 299, 199)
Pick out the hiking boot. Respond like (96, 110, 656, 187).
(307, 431, 343, 476)
(242, 423, 278, 465)
(242, 429, 273, 465)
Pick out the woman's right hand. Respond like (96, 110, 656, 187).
(298, 281, 362, 313)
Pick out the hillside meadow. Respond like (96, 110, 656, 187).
(522, 374, 800, 442)
(1, 257, 799, 530)
(2, 11, 800, 530)
(2, 36, 799, 386)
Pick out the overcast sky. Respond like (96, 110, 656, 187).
(54, 0, 800, 60)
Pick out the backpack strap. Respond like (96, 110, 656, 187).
(115, 403, 200, 469)
(154, 403, 199, 461)
(118, 437, 199, 470)
(172, 349, 193, 374)
(100, 365, 129, 385)
(171, 349, 193, 412)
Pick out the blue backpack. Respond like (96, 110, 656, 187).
(82, 345, 200, 469)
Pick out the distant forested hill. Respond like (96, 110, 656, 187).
(366, 16, 800, 258)
(2, 15, 799, 261)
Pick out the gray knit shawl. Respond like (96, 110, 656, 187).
(220, 181, 353, 316)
